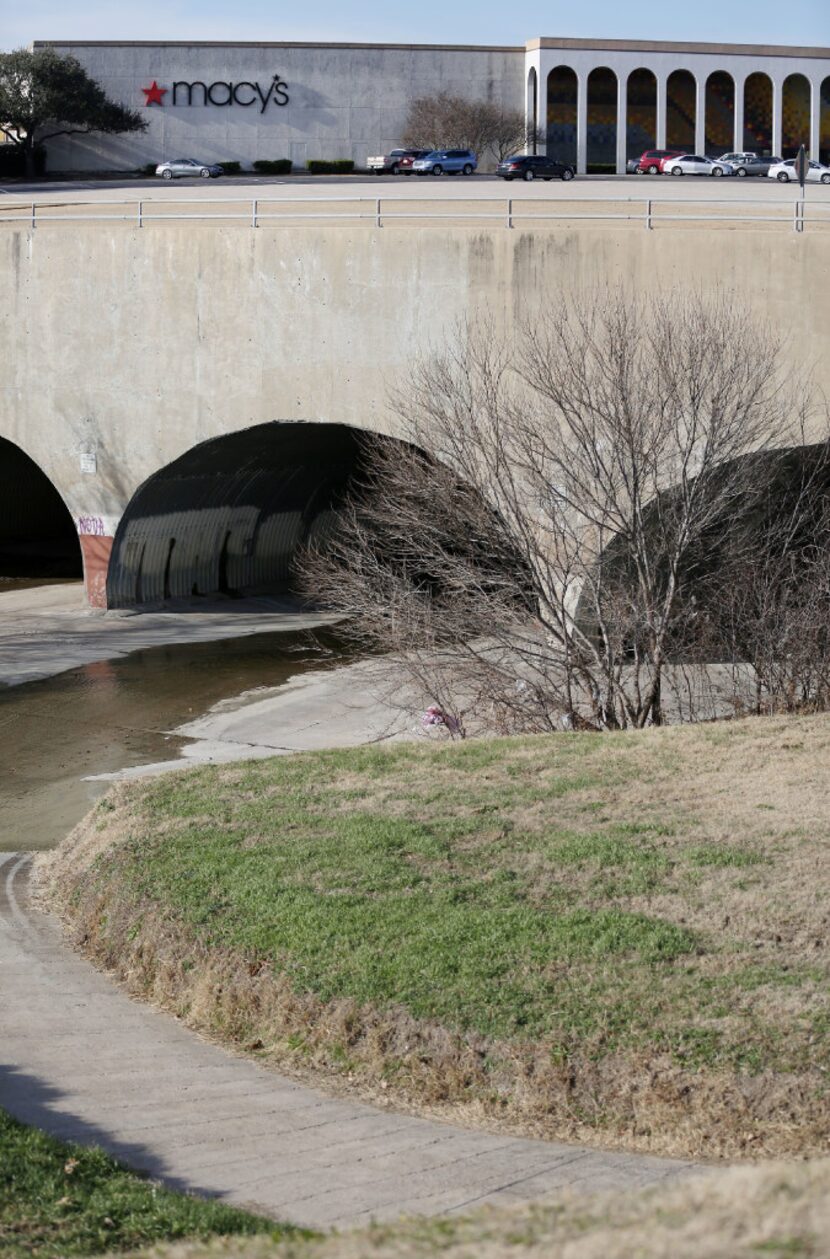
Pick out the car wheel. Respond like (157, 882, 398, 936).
(777, 171, 790, 182)
(523, 169, 534, 182)
(648, 164, 659, 175)
(391, 164, 400, 176)
(712, 166, 723, 176)
(161, 169, 173, 180)
(462, 164, 473, 176)
(736, 167, 747, 177)
(200, 168, 211, 179)
(431, 165, 443, 176)
(561, 167, 574, 181)
(671, 167, 683, 176)
(822, 173, 830, 184)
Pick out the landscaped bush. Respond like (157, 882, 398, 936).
(0, 144, 46, 177)
(138, 163, 156, 176)
(306, 159, 355, 174)
(253, 159, 292, 174)
(218, 160, 242, 175)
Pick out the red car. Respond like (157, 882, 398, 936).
(636, 149, 686, 175)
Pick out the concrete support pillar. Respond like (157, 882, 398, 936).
(656, 75, 667, 149)
(577, 71, 588, 174)
(616, 73, 627, 174)
(80, 533, 114, 608)
(734, 77, 744, 153)
(810, 77, 820, 159)
(772, 78, 783, 157)
(537, 66, 548, 155)
(695, 75, 706, 155)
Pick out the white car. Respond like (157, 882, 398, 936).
(663, 154, 732, 177)
(767, 158, 830, 184)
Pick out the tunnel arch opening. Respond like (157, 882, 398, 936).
(0, 437, 82, 581)
(107, 421, 410, 609)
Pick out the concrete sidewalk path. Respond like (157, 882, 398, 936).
(0, 853, 701, 1229)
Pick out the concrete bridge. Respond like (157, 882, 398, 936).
(2, 196, 829, 607)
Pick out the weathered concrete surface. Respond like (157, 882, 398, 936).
(0, 852, 701, 1227)
(1, 195, 828, 604)
(0, 582, 338, 687)
(85, 656, 416, 783)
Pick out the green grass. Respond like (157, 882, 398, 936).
(49, 716, 830, 1157)
(0, 1108, 301, 1258)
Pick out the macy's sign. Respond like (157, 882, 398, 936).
(142, 75, 289, 112)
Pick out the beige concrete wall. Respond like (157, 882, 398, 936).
(1, 219, 828, 599)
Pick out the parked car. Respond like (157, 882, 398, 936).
(156, 158, 223, 180)
(366, 148, 430, 175)
(663, 154, 732, 177)
(719, 151, 758, 167)
(635, 149, 686, 174)
(496, 154, 575, 181)
(411, 150, 477, 175)
(729, 155, 783, 177)
(767, 158, 830, 184)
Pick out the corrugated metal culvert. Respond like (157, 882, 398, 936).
(107, 421, 368, 608)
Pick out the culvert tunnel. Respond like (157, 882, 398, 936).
(107, 422, 376, 608)
(0, 437, 83, 579)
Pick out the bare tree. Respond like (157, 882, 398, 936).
(301, 291, 827, 733)
(402, 92, 540, 164)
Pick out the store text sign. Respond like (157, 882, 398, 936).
(142, 75, 289, 112)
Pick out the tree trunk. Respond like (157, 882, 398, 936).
(23, 137, 37, 180)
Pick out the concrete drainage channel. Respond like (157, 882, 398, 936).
(0, 583, 702, 1227)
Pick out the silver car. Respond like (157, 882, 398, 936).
(663, 154, 732, 177)
(155, 158, 224, 180)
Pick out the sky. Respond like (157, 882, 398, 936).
(2, 0, 829, 51)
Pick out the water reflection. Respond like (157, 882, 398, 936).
(0, 628, 347, 852)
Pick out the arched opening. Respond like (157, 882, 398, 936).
(821, 76, 830, 166)
(666, 69, 696, 152)
(781, 73, 811, 159)
(586, 66, 617, 172)
(546, 65, 577, 165)
(705, 71, 735, 157)
(626, 67, 657, 162)
(527, 67, 538, 154)
(107, 422, 398, 609)
(743, 72, 773, 154)
(0, 437, 82, 582)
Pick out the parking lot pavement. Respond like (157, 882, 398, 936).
(2, 173, 827, 204)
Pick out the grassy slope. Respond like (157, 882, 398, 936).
(40, 714, 830, 1159)
(123, 1158, 830, 1259)
(0, 1108, 301, 1259)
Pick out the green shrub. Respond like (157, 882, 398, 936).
(138, 162, 156, 177)
(218, 160, 242, 175)
(253, 158, 292, 174)
(306, 159, 355, 174)
(0, 144, 46, 177)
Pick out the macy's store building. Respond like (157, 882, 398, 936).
(33, 36, 830, 174)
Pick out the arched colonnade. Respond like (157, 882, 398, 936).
(533, 61, 830, 173)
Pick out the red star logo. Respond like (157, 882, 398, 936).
(141, 80, 167, 106)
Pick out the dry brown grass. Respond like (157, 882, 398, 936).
(37, 713, 830, 1161)
(130, 1158, 830, 1258)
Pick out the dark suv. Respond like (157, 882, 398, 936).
(496, 154, 575, 182)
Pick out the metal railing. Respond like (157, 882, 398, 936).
(0, 194, 828, 232)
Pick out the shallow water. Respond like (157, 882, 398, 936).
(0, 627, 346, 852)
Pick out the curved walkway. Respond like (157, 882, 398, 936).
(0, 853, 701, 1228)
